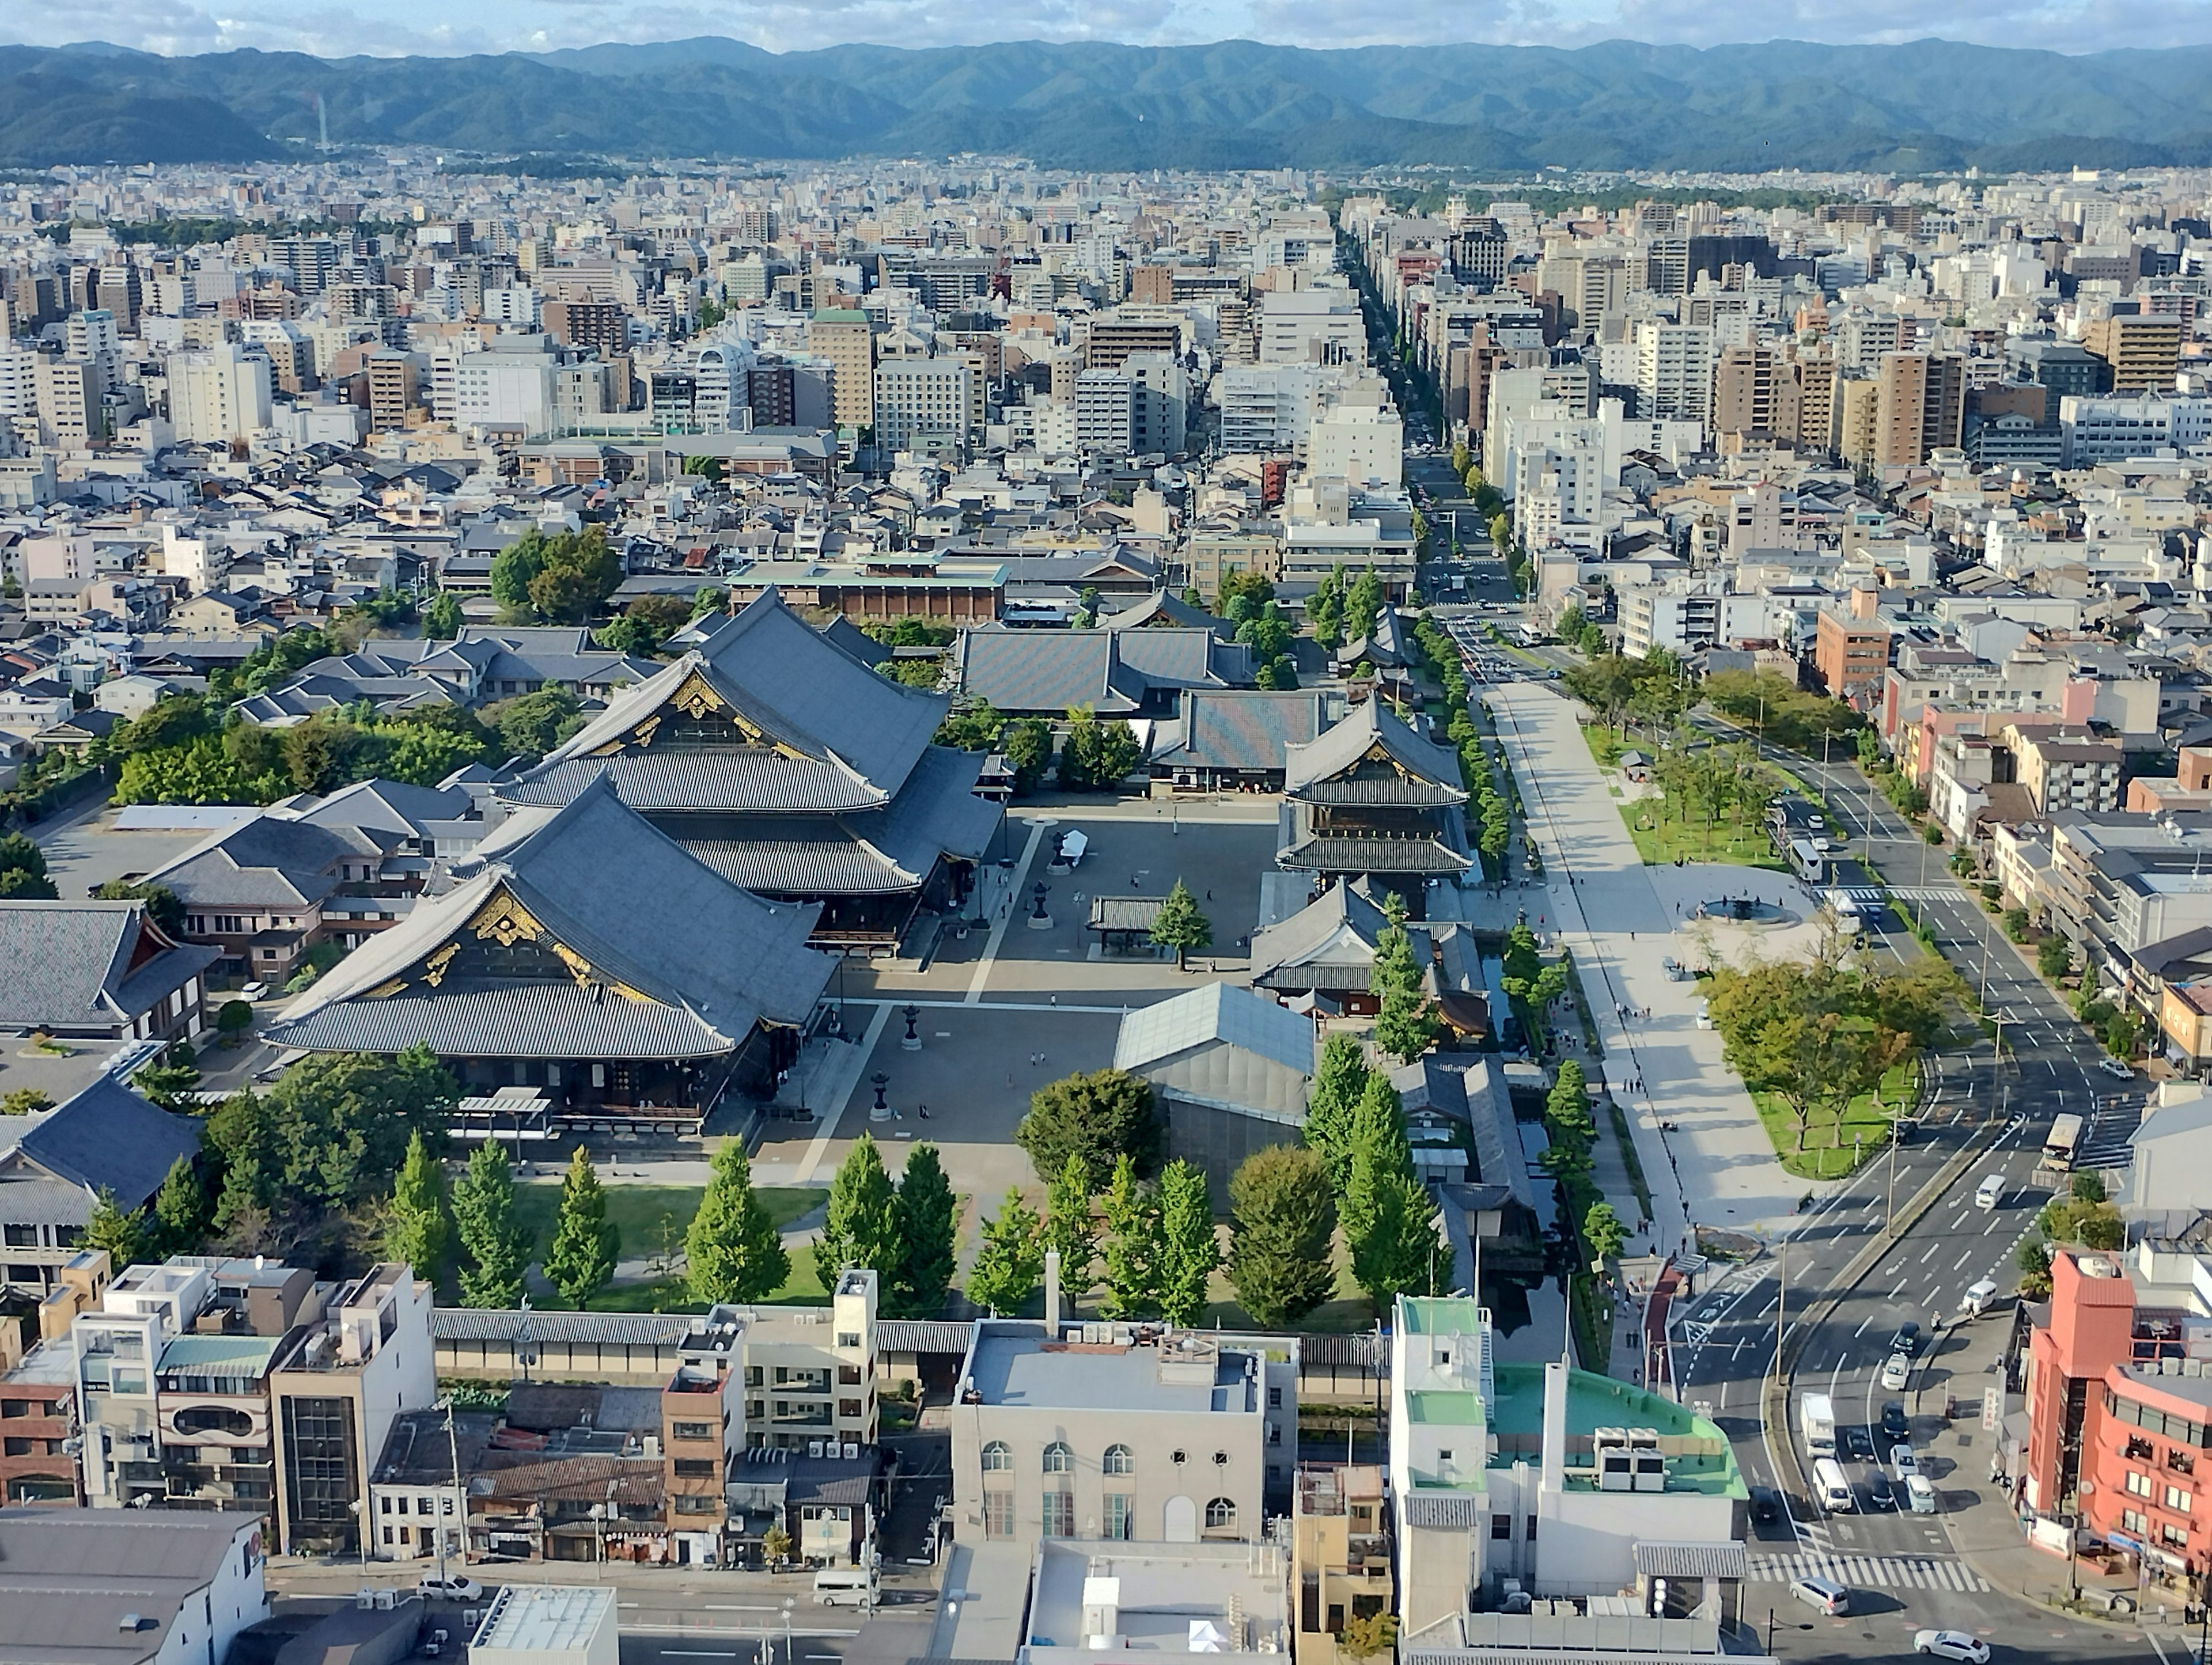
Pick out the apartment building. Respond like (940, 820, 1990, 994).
(2059, 395, 2212, 466)
(1711, 345, 1802, 447)
(1632, 320, 1713, 426)
(365, 351, 419, 431)
(808, 310, 876, 430)
(1291, 1465, 1391, 1665)
(169, 344, 274, 445)
(1874, 351, 1965, 467)
(2023, 1246, 2212, 1595)
(1813, 606, 1890, 700)
(874, 355, 974, 453)
(2013, 727, 2124, 816)
(2083, 314, 2184, 395)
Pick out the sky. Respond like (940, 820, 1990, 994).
(3, 0, 2211, 59)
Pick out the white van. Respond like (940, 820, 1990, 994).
(813, 1568, 878, 1607)
(1791, 1575, 1851, 1615)
(1813, 1457, 1855, 1514)
(1960, 1278, 2001, 1317)
(1974, 1174, 2005, 1211)
(1695, 1000, 1713, 1030)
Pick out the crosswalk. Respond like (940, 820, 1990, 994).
(1746, 1551, 1990, 1592)
(1834, 885, 1955, 904)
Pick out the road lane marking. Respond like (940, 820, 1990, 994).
(1919, 1243, 1940, 1264)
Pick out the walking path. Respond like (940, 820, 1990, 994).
(1487, 684, 1811, 1250)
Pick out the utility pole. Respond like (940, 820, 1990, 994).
(1886, 1120, 1900, 1234)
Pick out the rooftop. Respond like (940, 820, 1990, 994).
(470, 1586, 615, 1656)
(965, 1327, 1256, 1416)
(1026, 1538, 1291, 1659)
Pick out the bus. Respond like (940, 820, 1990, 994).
(1788, 837, 1830, 885)
(2042, 1113, 2085, 1172)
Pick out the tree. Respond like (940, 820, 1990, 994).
(1584, 1201, 1628, 1263)
(85, 1187, 149, 1271)
(1041, 1152, 1099, 1303)
(2017, 1239, 2053, 1299)
(1347, 1159, 1438, 1310)
(1016, 1069, 1161, 1188)
(265, 1046, 458, 1211)
(967, 1187, 1044, 1315)
(761, 1524, 793, 1565)
(1003, 718, 1052, 794)
(452, 1140, 532, 1308)
(486, 687, 585, 763)
(384, 1131, 450, 1282)
(1304, 1034, 1373, 1193)
(2038, 934, 2071, 979)
(1372, 923, 1442, 1063)
(1226, 1146, 1338, 1328)
(2071, 1171, 2107, 1204)
(1154, 1160, 1218, 1326)
(132, 1043, 202, 1110)
(1217, 570, 1274, 615)
(544, 1146, 620, 1308)
(215, 1000, 255, 1046)
(814, 1133, 900, 1291)
(892, 1143, 959, 1319)
(94, 879, 184, 935)
(1344, 570, 1385, 639)
(422, 590, 464, 640)
(1100, 1154, 1162, 1320)
(151, 1155, 211, 1258)
(1150, 878, 1213, 970)
(688, 1140, 789, 1304)
(935, 700, 1005, 752)
(1338, 1613, 1399, 1662)
(0, 1089, 52, 1116)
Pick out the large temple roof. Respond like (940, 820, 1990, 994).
(1283, 697, 1468, 806)
(267, 778, 831, 1060)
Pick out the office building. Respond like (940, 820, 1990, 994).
(809, 310, 876, 430)
(169, 343, 274, 444)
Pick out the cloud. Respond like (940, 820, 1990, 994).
(5, 0, 2212, 55)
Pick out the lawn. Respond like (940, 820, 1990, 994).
(1620, 800, 1786, 871)
(513, 1181, 826, 1310)
(1751, 1058, 1920, 1181)
(1581, 724, 1627, 770)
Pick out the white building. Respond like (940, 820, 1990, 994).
(1309, 397, 1403, 490)
(168, 344, 274, 445)
(1633, 320, 1714, 427)
(1258, 285, 1365, 366)
(2059, 394, 2212, 466)
(874, 355, 975, 452)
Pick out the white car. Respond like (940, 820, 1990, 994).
(1880, 1353, 1911, 1390)
(2099, 1057, 2134, 1079)
(238, 981, 270, 1002)
(1912, 1631, 1990, 1663)
(1891, 1444, 1919, 1478)
(418, 1575, 484, 1602)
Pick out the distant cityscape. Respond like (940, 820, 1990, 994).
(0, 84, 2209, 1665)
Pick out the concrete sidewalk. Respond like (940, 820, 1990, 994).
(1487, 684, 1816, 1250)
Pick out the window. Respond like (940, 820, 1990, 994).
(0, 1402, 26, 1419)
(983, 1492, 1014, 1538)
(2166, 1485, 2193, 1513)
(1268, 1387, 1282, 1408)
(1527, 1515, 1537, 1541)
(379, 1496, 393, 1515)
(2, 1438, 28, 1457)
(838, 1332, 862, 1348)
(1105, 1493, 1132, 1539)
(2123, 1508, 2150, 1535)
(1103, 1444, 1134, 1476)
(2165, 1523, 2192, 1549)
(1042, 1491, 1075, 1537)
(1213, 1450, 1230, 1467)
(2, 1226, 34, 1247)
(981, 1442, 1012, 1473)
(673, 1495, 718, 1515)
(839, 1365, 862, 1385)
(2173, 1450, 2197, 1476)
(1326, 1605, 1345, 1636)
(1043, 1442, 1073, 1474)
(1204, 1497, 1238, 1534)
(672, 1422, 714, 1442)
(2127, 1435, 2156, 1462)
(2128, 1471, 2155, 1498)
(1491, 1513, 1513, 1540)
(839, 1399, 862, 1419)
(674, 1459, 716, 1479)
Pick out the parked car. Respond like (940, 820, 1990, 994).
(417, 1576, 483, 1602)
(1880, 1352, 1912, 1390)
(1960, 1278, 2001, 1316)
(1912, 1631, 1990, 1662)
(2099, 1057, 2134, 1079)
(238, 981, 270, 1002)
(1891, 1444, 1919, 1478)
(1881, 1401, 1910, 1441)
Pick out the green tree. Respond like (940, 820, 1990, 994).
(1016, 1069, 1161, 1188)
(967, 1187, 1044, 1315)
(544, 1146, 620, 1307)
(1149, 878, 1214, 970)
(892, 1143, 959, 1319)
(0, 1089, 52, 1115)
(1347, 1156, 1438, 1310)
(2037, 934, 2071, 979)
(452, 1140, 532, 1308)
(935, 700, 1005, 752)
(1226, 1145, 1339, 1328)
(2071, 1171, 2107, 1204)
(814, 1133, 900, 1290)
(1217, 570, 1275, 615)
(215, 1000, 255, 1046)
(690, 585, 729, 621)
(1338, 1613, 1399, 1662)
(132, 1043, 202, 1110)
(265, 1046, 458, 1211)
(384, 1131, 450, 1282)
(1344, 570, 1385, 639)
(1583, 1201, 1627, 1263)
(484, 687, 586, 763)
(423, 590, 464, 640)
(94, 879, 184, 935)
(1100, 1154, 1162, 1320)
(1003, 718, 1052, 794)
(1304, 1034, 1373, 1193)
(490, 536, 546, 612)
(1154, 1160, 1218, 1326)
(1041, 1152, 1099, 1303)
(687, 1140, 789, 1304)
(2017, 1239, 2053, 1299)
(85, 1187, 150, 1271)
(1372, 923, 1442, 1063)
(150, 1155, 211, 1258)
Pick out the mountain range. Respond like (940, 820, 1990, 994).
(6, 36, 2212, 175)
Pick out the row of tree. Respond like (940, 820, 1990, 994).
(1305, 1036, 1448, 1306)
(1309, 567, 1386, 657)
(1413, 612, 1512, 877)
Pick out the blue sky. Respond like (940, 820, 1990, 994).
(4, 0, 2209, 58)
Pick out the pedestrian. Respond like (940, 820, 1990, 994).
(1206, 889, 1213, 901)
(918, 1102, 929, 1120)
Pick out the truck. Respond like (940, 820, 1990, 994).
(1800, 1391, 1836, 1457)
(2041, 1113, 2085, 1173)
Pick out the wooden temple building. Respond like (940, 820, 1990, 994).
(497, 589, 1002, 953)
(1277, 697, 1471, 901)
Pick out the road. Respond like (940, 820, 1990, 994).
(1437, 597, 2160, 1662)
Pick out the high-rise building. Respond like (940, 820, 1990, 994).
(365, 350, 419, 433)
(1633, 320, 1713, 426)
(1711, 345, 1802, 446)
(808, 310, 876, 430)
(873, 354, 972, 451)
(169, 343, 274, 444)
(2082, 313, 2183, 395)
(1874, 351, 1965, 466)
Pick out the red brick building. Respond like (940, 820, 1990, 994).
(2024, 1249, 2212, 1593)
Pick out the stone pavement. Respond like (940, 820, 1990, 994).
(1487, 684, 1817, 1250)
